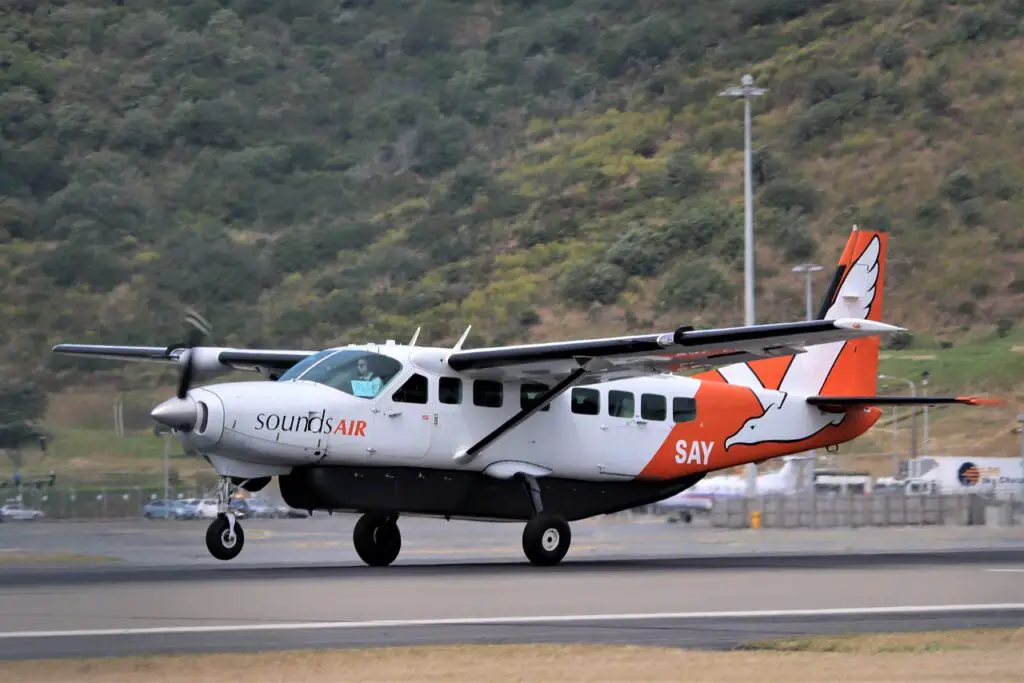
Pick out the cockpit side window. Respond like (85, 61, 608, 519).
(283, 349, 403, 399)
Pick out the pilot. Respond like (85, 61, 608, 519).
(353, 358, 384, 397)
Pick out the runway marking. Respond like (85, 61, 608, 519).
(985, 568, 1024, 573)
(1, 604, 1022, 640)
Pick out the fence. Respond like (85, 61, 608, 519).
(708, 492, 1022, 529)
(3, 487, 210, 520)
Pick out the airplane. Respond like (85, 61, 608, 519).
(50, 228, 1002, 567)
(652, 454, 814, 521)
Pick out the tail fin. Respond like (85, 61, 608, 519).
(695, 227, 887, 397)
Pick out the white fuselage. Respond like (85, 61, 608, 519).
(181, 343, 704, 483)
(175, 342, 877, 493)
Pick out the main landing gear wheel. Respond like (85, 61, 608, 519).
(353, 513, 402, 567)
(522, 512, 571, 566)
(206, 513, 244, 561)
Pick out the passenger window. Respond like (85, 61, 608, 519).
(473, 380, 503, 408)
(570, 388, 599, 415)
(673, 396, 697, 423)
(393, 373, 428, 404)
(520, 383, 551, 412)
(608, 390, 634, 418)
(641, 393, 666, 421)
(439, 377, 461, 404)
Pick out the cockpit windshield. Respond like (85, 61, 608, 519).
(276, 348, 403, 399)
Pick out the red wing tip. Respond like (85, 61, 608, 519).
(957, 396, 1005, 406)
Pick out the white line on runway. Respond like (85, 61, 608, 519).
(1, 604, 1023, 640)
(985, 568, 1024, 573)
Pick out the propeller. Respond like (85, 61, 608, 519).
(173, 307, 213, 399)
(150, 307, 212, 432)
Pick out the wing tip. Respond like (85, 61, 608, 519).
(957, 395, 1006, 406)
(832, 318, 904, 334)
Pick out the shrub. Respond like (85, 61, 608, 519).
(605, 224, 672, 277)
(657, 260, 735, 312)
(914, 199, 947, 229)
(760, 177, 819, 215)
(663, 199, 737, 251)
(662, 148, 710, 200)
(876, 36, 908, 72)
(940, 168, 978, 203)
(752, 147, 785, 187)
(560, 261, 628, 306)
(885, 330, 914, 350)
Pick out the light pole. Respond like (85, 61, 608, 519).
(1017, 414, 1024, 507)
(879, 374, 917, 475)
(163, 432, 170, 501)
(921, 370, 930, 456)
(721, 74, 766, 498)
(720, 73, 767, 328)
(792, 264, 824, 321)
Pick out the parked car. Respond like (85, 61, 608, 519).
(143, 499, 190, 519)
(173, 498, 198, 519)
(169, 499, 195, 519)
(193, 498, 219, 519)
(0, 503, 44, 521)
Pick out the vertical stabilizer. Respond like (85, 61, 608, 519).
(696, 228, 887, 397)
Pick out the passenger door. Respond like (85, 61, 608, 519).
(370, 371, 433, 461)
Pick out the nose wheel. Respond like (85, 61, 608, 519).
(204, 476, 245, 561)
(206, 513, 244, 560)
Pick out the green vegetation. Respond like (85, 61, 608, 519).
(0, 378, 47, 467)
(2, 0, 1023, 397)
(879, 326, 1024, 394)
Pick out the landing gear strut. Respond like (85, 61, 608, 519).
(353, 512, 402, 567)
(517, 473, 571, 566)
(206, 476, 244, 561)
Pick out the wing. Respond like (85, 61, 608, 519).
(445, 318, 903, 382)
(51, 344, 317, 374)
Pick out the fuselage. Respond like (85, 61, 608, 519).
(178, 342, 881, 491)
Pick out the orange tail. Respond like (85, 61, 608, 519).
(695, 227, 887, 397)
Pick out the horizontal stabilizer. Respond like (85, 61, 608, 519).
(807, 395, 1004, 412)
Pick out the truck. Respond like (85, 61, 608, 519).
(876, 455, 1024, 499)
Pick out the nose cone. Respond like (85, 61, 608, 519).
(150, 396, 198, 431)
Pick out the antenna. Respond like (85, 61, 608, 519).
(409, 326, 421, 346)
(453, 325, 472, 350)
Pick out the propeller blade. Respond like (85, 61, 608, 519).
(184, 307, 213, 338)
(174, 307, 213, 400)
(175, 349, 194, 399)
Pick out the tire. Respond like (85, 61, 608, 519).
(352, 513, 401, 567)
(522, 513, 571, 566)
(205, 514, 244, 561)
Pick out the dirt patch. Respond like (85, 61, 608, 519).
(2, 629, 1021, 683)
(0, 551, 119, 565)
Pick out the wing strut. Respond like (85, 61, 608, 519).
(451, 360, 596, 466)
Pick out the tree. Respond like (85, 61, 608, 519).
(0, 379, 47, 468)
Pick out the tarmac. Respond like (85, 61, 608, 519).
(0, 514, 1022, 660)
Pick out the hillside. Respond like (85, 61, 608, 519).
(3, 0, 1024, 396)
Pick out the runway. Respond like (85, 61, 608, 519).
(1, 515, 1022, 660)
